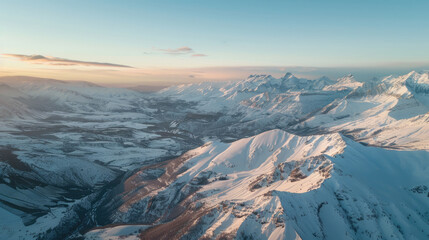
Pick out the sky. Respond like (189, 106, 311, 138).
(1, 0, 429, 86)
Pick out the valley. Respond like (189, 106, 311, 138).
(0, 72, 428, 240)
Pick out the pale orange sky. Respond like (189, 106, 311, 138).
(2, 55, 429, 87)
(2, 1, 429, 86)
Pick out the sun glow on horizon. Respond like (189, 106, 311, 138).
(1, 0, 429, 86)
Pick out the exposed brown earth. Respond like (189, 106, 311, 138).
(119, 151, 198, 210)
(139, 208, 211, 240)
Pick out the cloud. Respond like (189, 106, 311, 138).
(158, 46, 193, 55)
(2, 54, 133, 68)
(153, 46, 208, 58)
(192, 54, 207, 57)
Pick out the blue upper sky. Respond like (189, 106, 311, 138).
(1, 0, 429, 85)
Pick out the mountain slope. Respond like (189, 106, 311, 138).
(1, 72, 428, 239)
(157, 73, 353, 141)
(301, 71, 429, 150)
(0, 76, 143, 116)
(84, 129, 429, 240)
(159, 71, 429, 150)
(0, 83, 34, 119)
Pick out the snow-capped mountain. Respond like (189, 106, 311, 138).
(85, 130, 429, 240)
(301, 71, 429, 150)
(156, 73, 358, 142)
(322, 74, 362, 91)
(0, 76, 142, 117)
(157, 71, 429, 150)
(1, 72, 428, 240)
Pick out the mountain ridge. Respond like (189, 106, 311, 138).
(0, 72, 428, 239)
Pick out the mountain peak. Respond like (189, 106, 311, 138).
(245, 74, 273, 82)
(384, 71, 427, 85)
(405, 70, 428, 82)
(322, 74, 362, 91)
(338, 74, 355, 81)
(318, 76, 333, 82)
(406, 70, 418, 76)
(282, 72, 296, 79)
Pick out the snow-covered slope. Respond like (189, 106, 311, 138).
(0, 76, 203, 240)
(158, 71, 429, 150)
(157, 73, 355, 142)
(1, 71, 429, 239)
(0, 83, 33, 119)
(0, 76, 142, 116)
(84, 129, 429, 240)
(160, 73, 347, 104)
(322, 74, 363, 91)
(300, 71, 429, 150)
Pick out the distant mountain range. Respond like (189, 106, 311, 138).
(0, 72, 428, 240)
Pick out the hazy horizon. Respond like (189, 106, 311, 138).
(1, 65, 428, 88)
(2, 0, 429, 86)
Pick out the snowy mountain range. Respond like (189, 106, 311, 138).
(0, 72, 428, 240)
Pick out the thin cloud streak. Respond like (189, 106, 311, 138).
(158, 46, 193, 55)
(155, 46, 208, 57)
(2, 54, 133, 68)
